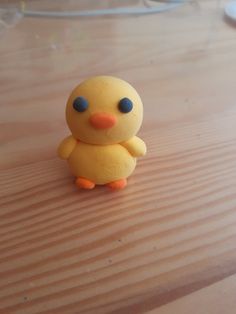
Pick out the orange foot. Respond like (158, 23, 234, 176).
(107, 179, 127, 191)
(75, 177, 95, 190)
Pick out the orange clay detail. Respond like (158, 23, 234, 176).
(89, 113, 117, 129)
(76, 177, 95, 189)
(107, 179, 127, 191)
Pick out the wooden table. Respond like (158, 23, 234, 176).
(1, 1, 236, 313)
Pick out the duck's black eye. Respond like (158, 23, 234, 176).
(73, 97, 88, 112)
(118, 98, 133, 113)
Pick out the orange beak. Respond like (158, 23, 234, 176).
(89, 113, 117, 129)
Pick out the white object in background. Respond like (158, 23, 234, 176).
(225, 1, 236, 21)
(19, 0, 188, 18)
(0, 8, 22, 34)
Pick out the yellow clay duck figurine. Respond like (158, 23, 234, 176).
(58, 76, 146, 190)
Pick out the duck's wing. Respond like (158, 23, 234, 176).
(121, 136, 147, 157)
(57, 135, 77, 160)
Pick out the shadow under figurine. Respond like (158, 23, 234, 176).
(58, 76, 147, 191)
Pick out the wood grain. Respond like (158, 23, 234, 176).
(148, 274, 236, 314)
(1, 0, 236, 313)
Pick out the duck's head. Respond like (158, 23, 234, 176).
(66, 76, 143, 145)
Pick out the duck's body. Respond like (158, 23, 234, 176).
(68, 141, 136, 185)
